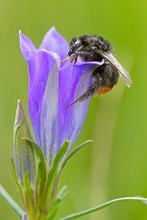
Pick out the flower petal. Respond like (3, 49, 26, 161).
(19, 32, 59, 147)
(28, 50, 59, 150)
(58, 62, 101, 149)
(39, 27, 69, 60)
(40, 52, 59, 163)
(19, 31, 36, 61)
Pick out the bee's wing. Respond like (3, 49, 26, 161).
(95, 50, 133, 87)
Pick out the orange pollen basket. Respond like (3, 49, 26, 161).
(97, 86, 113, 95)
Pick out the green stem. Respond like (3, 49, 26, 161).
(59, 196, 147, 220)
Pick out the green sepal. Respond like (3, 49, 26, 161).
(10, 156, 18, 182)
(22, 137, 48, 215)
(23, 138, 46, 168)
(22, 173, 33, 208)
(22, 138, 46, 179)
(62, 140, 93, 170)
(10, 157, 22, 192)
(48, 140, 69, 187)
(56, 185, 69, 202)
(23, 172, 32, 197)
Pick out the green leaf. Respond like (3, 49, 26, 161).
(59, 196, 147, 220)
(0, 184, 24, 218)
(62, 140, 93, 170)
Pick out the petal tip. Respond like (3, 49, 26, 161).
(50, 26, 56, 31)
(39, 27, 69, 60)
(19, 30, 26, 43)
(19, 31, 36, 61)
(19, 30, 25, 43)
(19, 30, 22, 36)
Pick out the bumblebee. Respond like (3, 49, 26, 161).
(62, 35, 132, 106)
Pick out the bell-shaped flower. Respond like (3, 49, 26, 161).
(19, 27, 103, 167)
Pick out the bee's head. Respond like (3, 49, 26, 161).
(68, 38, 83, 57)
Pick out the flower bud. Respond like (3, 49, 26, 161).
(13, 100, 35, 186)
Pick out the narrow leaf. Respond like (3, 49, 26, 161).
(0, 185, 24, 218)
(59, 196, 147, 220)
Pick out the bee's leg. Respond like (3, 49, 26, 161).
(78, 82, 99, 101)
(67, 81, 99, 107)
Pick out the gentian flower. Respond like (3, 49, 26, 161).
(19, 27, 103, 166)
(11, 27, 104, 219)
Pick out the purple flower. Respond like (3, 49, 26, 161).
(19, 27, 103, 165)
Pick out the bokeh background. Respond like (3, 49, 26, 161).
(0, 0, 147, 219)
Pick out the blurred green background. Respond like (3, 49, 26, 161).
(0, 0, 147, 219)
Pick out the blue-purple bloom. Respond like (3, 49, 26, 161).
(19, 27, 103, 165)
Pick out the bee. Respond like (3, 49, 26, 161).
(62, 35, 132, 106)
